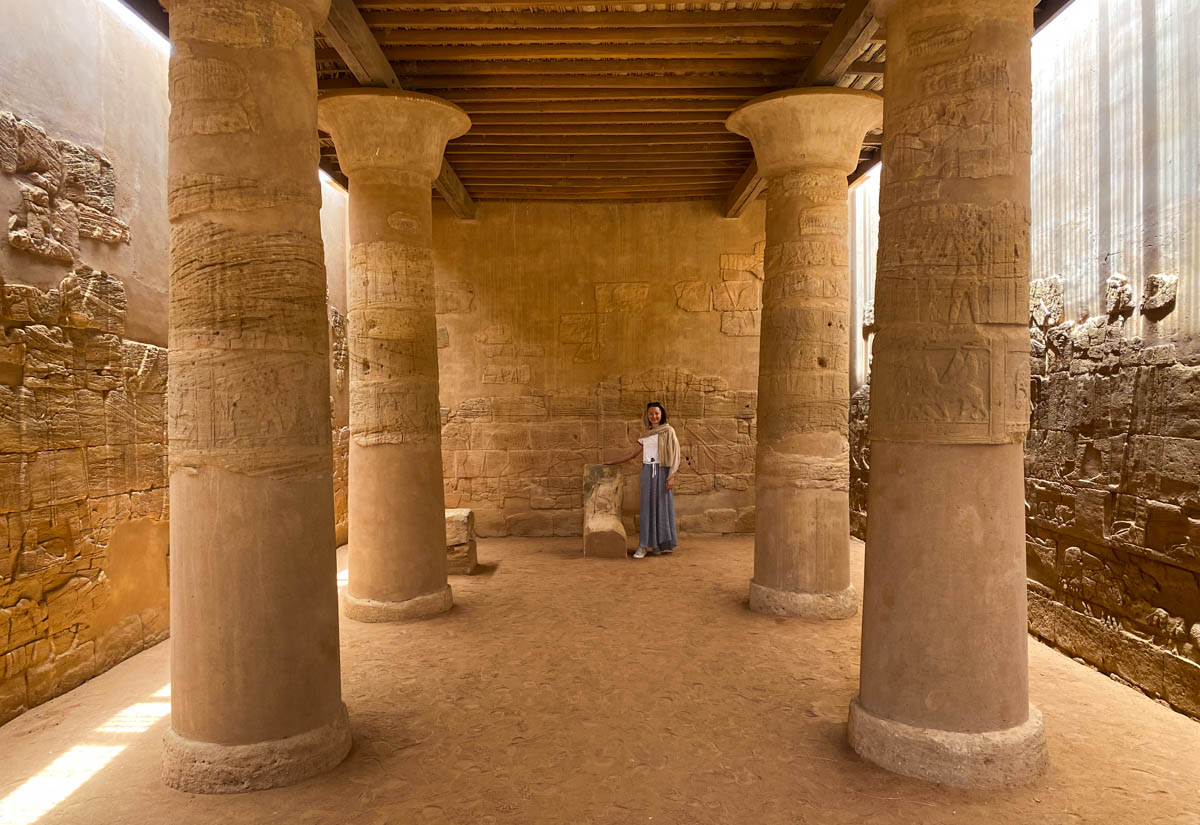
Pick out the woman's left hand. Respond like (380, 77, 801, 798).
(666, 476, 676, 491)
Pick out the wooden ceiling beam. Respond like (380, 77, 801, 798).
(799, 0, 879, 85)
(723, 0, 879, 217)
(318, 0, 476, 219)
(360, 9, 840, 29)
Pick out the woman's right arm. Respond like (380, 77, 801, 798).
(604, 443, 642, 465)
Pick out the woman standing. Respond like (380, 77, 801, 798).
(609, 402, 681, 558)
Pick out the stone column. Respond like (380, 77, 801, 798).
(162, 0, 350, 793)
(848, 0, 1048, 787)
(726, 89, 882, 618)
(318, 90, 470, 622)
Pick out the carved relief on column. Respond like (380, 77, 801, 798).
(727, 88, 881, 618)
(161, 0, 351, 794)
(849, 0, 1047, 790)
(869, 0, 1034, 448)
(319, 90, 470, 622)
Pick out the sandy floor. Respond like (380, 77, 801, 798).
(0, 536, 1197, 825)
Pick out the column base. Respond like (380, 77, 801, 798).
(748, 579, 858, 619)
(162, 702, 351, 794)
(343, 584, 453, 623)
(847, 697, 1048, 788)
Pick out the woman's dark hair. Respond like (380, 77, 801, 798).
(645, 401, 668, 425)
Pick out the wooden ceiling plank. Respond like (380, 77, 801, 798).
(354, 0, 840, 10)
(373, 58, 812, 75)
(360, 9, 839, 29)
(318, 0, 476, 219)
(451, 134, 746, 145)
(371, 26, 827, 47)
(467, 112, 735, 125)
(724, 0, 879, 216)
(391, 74, 799, 89)
(368, 43, 819, 61)
(449, 98, 748, 111)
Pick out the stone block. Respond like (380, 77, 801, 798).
(21, 325, 73, 388)
(8, 182, 75, 261)
(507, 510, 554, 536)
(445, 508, 475, 546)
(1029, 275, 1065, 327)
(121, 341, 168, 393)
(59, 266, 126, 334)
(1105, 274, 1133, 316)
(712, 280, 762, 312)
(1140, 273, 1178, 313)
(471, 422, 532, 451)
(57, 140, 116, 214)
(76, 204, 130, 244)
(26, 640, 94, 707)
(719, 310, 760, 336)
(674, 281, 711, 312)
(446, 540, 477, 576)
(0, 675, 27, 726)
(582, 464, 626, 558)
(595, 282, 648, 312)
(1163, 652, 1200, 717)
(27, 449, 88, 507)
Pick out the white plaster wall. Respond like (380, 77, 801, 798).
(1031, 0, 1200, 348)
(0, 0, 171, 345)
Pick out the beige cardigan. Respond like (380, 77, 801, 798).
(640, 423, 681, 477)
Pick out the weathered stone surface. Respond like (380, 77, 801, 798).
(1140, 273, 1178, 313)
(2, 111, 131, 265)
(582, 464, 626, 558)
(1030, 275, 1065, 327)
(595, 282, 648, 312)
(0, 270, 168, 730)
(446, 540, 477, 576)
(1105, 273, 1134, 316)
(674, 281, 711, 311)
(445, 507, 475, 546)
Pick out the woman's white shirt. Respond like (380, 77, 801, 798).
(638, 434, 659, 464)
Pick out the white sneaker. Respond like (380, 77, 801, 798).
(633, 547, 648, 559)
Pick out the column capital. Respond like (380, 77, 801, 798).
(318, 90, 470, 182)
(161, 0, 333, 29)
(870, 0, 1035, 23)
(726, 88, 882, 179)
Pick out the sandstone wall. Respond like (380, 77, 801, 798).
(432, 200, 766, 538)
(0, 264, 169, 726)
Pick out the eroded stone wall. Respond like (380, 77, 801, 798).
(1, 266, 169, 725)
(433, 200, 765, 538)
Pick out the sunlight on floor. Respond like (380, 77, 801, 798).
(0, 683, 171, 825)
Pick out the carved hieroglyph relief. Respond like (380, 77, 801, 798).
(871, 14, 1032, 446)
(2, 112, 131, 264)
(346, 240, 440, 448)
